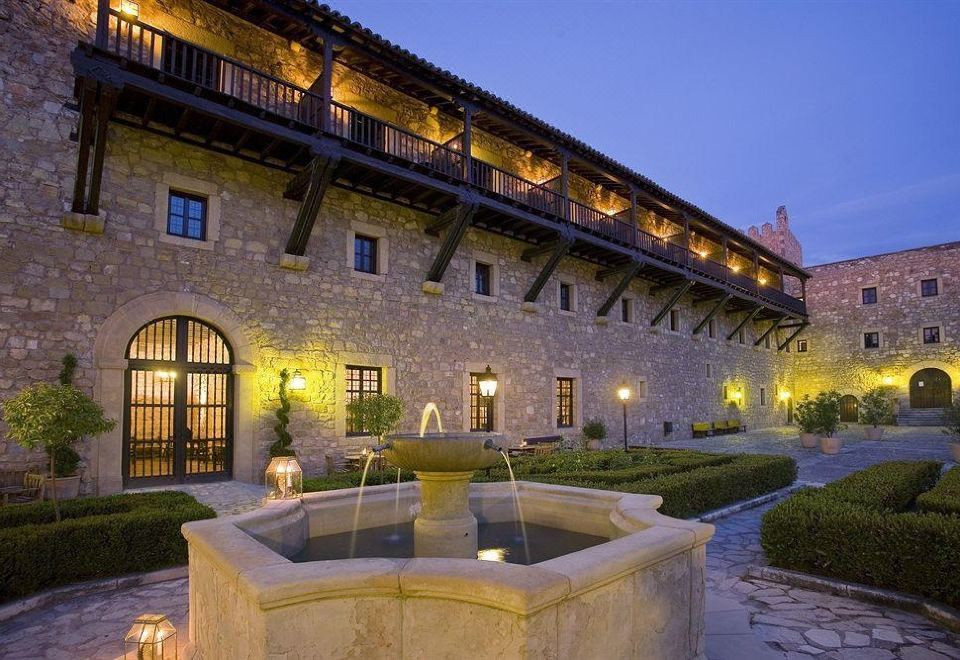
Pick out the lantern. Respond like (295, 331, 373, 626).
(288, 369, 307, 391)
(124, 614, 176, 660)
(778, 389, 791, 402)
(478, 365, 498, 399)
(265, 456, 302, 500)
(617, 386, 631, 402)
(120, 0, 140, 19)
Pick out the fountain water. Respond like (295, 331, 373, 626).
(347, 451, 377, 558)
(498, 448, 530, 564)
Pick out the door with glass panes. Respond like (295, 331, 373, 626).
(123, 317, 233, 486)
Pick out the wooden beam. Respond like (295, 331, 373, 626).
(597, 260, 643, 317)
(596, 258, 644, 281)
(651, 280, 692, 327)
(778, 321, 810, 351)
(461, 102, 473, 182)
(70, 80, 97, 214)
(522, 237, 569, 263)
(284, 152, 340, 256)
(84, 86, 117, 216)
(319, 38, 333, 132)
(649, 279, 686, 296)
(692, 294, 732, 334)
(426, 200, 478, 283)
(95, 0, 110, 48)
(727, 306, 762, 341)
(754, 315, 786, 346)
(523, 238, 573, 303)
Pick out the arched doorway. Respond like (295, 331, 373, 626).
(910, 368, 952, 409)
(839, 395, 859, 423)
(124, 316, 233, 486)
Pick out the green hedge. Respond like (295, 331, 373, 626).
(304, 469, 417, 493)
(762, 461, 959, 608)
(821, 460, 942, 512)
(917, 467, 960, 516)
(0, 492, 215, 602)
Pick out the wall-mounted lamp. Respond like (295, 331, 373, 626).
(288, 369, 307, 391)
(731, 388, 743, 402)
(778, 389, 791, 402)
(881, 375, 895, 386)
(478, 365, 498, 399)
(120, 0, 140, 19)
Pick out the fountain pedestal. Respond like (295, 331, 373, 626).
(414, 471, 477, 558)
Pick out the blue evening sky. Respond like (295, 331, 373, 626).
(333, 1, 960, 265)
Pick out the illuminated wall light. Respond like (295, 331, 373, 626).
(881, 375, 895, 386)
(120, 0, 140, 19)
(729, 264, 741, 273)
(288, 369, 307, 391)
(759, 277, 768, 285)
(778, 390, 791, 402)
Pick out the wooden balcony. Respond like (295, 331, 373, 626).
(71, 9, 807, 321)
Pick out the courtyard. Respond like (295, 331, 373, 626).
(1, 427, 957, 659)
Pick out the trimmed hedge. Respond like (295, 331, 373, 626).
(0, 491, 215, 602)
(304, 469, 417, 493)
(917, 467, 960, 516)
(820, 460, 942, 512)
(762, 461, 960, 608)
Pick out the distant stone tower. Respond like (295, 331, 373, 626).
(747, 206, 803, 267)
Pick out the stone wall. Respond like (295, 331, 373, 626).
(747, 206, 803, 267)
(0, 0, 794, 492)
(794, 242, 960, 407)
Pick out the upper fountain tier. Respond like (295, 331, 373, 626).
(383, 432, 502, 473)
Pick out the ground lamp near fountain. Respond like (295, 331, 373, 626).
(264, 456, 302, 500)
(123, 613, 176, 660)
(617, 384, 631, 451)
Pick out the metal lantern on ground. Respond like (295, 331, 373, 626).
(124, 614, 176, 660)
(265, 456, 302, 500)
(288, 369, 307, 391)
(617, 385, 631, 452)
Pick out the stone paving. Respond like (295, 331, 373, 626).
(2, 432, 959, 659)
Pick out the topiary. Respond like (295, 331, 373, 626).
(269, 369, 296, 458)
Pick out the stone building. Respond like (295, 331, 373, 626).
(794, 241, 960, 424)
(747, 206, 803, 268)
(1, 0, 811, 494)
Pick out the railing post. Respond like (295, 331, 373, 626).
(629, 188, 639, 248)
(320, 38, 333, 132)
(95, 0, 110, 49)
(560, 150, 569, 221)
(722, 236, 729, 267)
(681, 212, 691, 265)
(753, 250, 760, 290)
(461, 101, 473, 183)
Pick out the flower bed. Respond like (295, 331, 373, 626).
(0, 491, 215, 602)
(761, 461, 960, 607)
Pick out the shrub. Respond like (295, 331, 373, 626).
(762, 490, 960, 607)
(0, 492, 214, 601)
(794, 395, 818, 434)
(581, 418, 607, 441)
(822, 460, 942, 512)
(539, 464, 685, 486)
(917, 467, 960, 516)
(304, 469, 416, 492)
(346, 394, 405, 444)
(943, 398, 960, 439)
(859, 387, 895, 427)
(812, 390, 843, 437)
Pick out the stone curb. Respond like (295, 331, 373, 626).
(747, 566, 960, 633)
(0, 566, 188, 623)
(693, 482, 811, 522)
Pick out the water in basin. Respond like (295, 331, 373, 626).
(291, 521, 607, 565)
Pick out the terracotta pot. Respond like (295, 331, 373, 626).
(819, 436, 841, 455)
(800, 433, 819, 449)
(951, 441, 960, 463)
(44, 474, 81, 500)
(585, 438, 602, 451)
(864, 427, 884, 441)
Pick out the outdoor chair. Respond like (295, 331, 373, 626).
(691, 423, 713, 438)
(1, 472, 45, 506)
(728, 419, 746, 432)
(325, 452, 348, 475)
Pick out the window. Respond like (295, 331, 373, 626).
(863, 332, 880, 349)
(167, 191, 206, 240)
(621, 298, 632, 323)
(556, 377, 574, 428)
(475, 262, 492, 296)
(669, 309, 680, 332)
(354, 235, 378, 274)
(760, 388, 767, 406)
(797, 339, 808, 353)
(708, 319, 716, 338)
(923, 326, 941, 344)
(469, 372, 495, 431)
(345, 366, 382, 435)
(861, 287, 877, 305)
(706, 363, 712, 378)
(559, 283, 572, 312)
(764, 334, 771, 349)
(921, 278, 939, 297)
(738, 329, 745, 345)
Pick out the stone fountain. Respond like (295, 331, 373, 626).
(182, 406, 715, 659)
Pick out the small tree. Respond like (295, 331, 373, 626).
(269, 369, 296, 458)
(346, 394, 405, 446)
(581, 418, 607, 449)
(1, 383, 115, 521)
(859, 387, 894, 428)
(794, 395, 818, 434)
(50, 354, 82, 477)
(812, 390, 843, 438)
(943, 397, 960, 439)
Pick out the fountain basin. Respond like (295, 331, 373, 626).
(382, 432, 502, 472)
(182, 481, 714, 659)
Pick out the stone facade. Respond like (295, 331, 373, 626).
(1, 0, 794, 493)
(793, 242, 960, 410)
(747, 206, 803, 268)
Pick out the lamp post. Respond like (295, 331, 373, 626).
(617, 385, 631, 451)
(478, 365, 498, 432)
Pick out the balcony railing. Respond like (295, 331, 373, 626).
(96, 12, 805, 317)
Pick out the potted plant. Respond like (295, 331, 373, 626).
(269, 369, 297, 459)
(943, 398, 960, 463)
(43, 354, 83, 500)
(813, 390, 844, 455)
(1, 382, 115, 521)
(794, 395, 819, 448)
(346, 393, 405, 449)
(859, 386, 893, 441)
(581, 418, 607, 451)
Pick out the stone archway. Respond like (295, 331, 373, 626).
(839, 394, 859, 423)
(909, 368, 952, 409)
(92, 292, 259, 494)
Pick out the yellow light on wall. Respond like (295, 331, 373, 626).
(729, 264, 741, 273)
(759, 277, 768, 286)
(881, 375, 895, 386)
(288, 369, 307, 391)
(731, 388, 743, 401)
(617, 386, 631, 402)
(120, 0, 140, 19)
(778, 390, 791, 402)
(124, 614, 176, 660)
(265, 456, 303, 500)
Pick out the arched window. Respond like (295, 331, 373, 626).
(124, 317, 233, 485)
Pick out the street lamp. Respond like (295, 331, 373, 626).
(617, 385, 631, 451)
(478, 365, 498, 432)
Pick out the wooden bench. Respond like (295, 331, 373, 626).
(691, 423, 713, 438)
(508, 435, 563, 457)
(1, 473, 45, 506)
